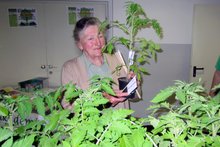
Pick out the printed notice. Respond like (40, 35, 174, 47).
(68, 7, 94, 24)
(8, 8, 37, 27)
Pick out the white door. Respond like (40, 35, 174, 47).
(44, 1, 108, 87)
(0, 2, 47, 88)
(190, 4, 220, 92)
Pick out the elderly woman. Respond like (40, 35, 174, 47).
(61, 17, 141, 109)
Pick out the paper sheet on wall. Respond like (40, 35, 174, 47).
(68, 7, 94, 24)
(8, 8, 37, 27)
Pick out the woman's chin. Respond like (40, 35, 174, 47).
(94, 51, 102, 56)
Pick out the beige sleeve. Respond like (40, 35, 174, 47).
(60, 57, 89, 110)
(61, 59, 78, 110)
(61, 61, 76, 85)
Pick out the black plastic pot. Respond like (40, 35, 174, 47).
(118, 77, 136, 99)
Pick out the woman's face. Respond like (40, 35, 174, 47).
(77, 25, 106, 59)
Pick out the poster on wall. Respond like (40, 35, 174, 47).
(68, 7, 94, 25)
(8, 8, 37, 27)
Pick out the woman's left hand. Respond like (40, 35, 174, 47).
(127, 71, 135, 79)
(127, 71, 141, 87)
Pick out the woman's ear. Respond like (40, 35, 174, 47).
(77, 42, 83, 51)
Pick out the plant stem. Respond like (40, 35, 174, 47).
(128, 14, 135, 72)
(96, 123, 112, 145)
(124, 119, 158, 147)
(145, 132, 158, 147)
(8, 103, 15, 132)
(205, 109, 215, 136)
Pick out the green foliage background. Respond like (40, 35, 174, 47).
(1, 76, 220, 147)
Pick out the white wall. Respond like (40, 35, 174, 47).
(112, 0, 220, 44)
(112, 0, 220, 117)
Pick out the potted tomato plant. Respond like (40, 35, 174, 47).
(101, 2, 163, 98)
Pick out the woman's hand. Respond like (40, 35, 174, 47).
(103, 89, 128, 106)
(127, 71, 135, 79)
(127, 71, 141, 87)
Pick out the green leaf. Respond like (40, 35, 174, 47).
(151, 19, 163, 38)
(138, 67, 149, 75)
(33, 97, 45, 116)
(99, 141, 115, 147)
(140, 38, 147, 48)
(137, 56, 146, 64)
(111, 121, 131, 134)
(151, 88, 174, 103)
(130, 129, 145, 147)
(190, 102, 202, 113)
(142, 140, 153, 147)
(54, 87, 63, 100)
(101, 83, 115, 96)
(162, 132, 174, 140)
(62, 141, 71, 147)
(119, 37, 130, 48)
(84, 107, 100, 114)
(12, 134, 35, 147)
(44, 114, 59, 132)
(176, 90, 186, 104)
(159, 141, 170, 147)
(39, 136, 57, 147)
(93, 96, 109, 106)
(17, 100, 32, 120)
(155, 43, 161, 50)
(113, 22, 129, 35)
(45, 95, 54, 111)
(71, 129, 86, 146)
(107, 43, 114, 54)
(64, 84, 74, 99)
(119, 135, 133, 147)
(0, 103, 9, 116)
(1, 137, 13, 147)
(102, 36, 118, 54)
(148, 116, 160, 128)
(59, 109, 71, 120)
(212, 136, 220, 147)
(112, 109, 134, 120)
(99, 20, 109, 33)
(187, 136, 204, 147)
(64, 84, 80, 101)
(0, 128, 13, 142)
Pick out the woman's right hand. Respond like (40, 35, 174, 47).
(103, 90, 128, 106)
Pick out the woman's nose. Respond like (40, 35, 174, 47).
(95, 38, 101, 46)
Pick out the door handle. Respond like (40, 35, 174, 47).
(48, 65, 57, 69)
(41, 65, 46, 69)
(193, 66, 204, 77)
(41, 65, 57, 69)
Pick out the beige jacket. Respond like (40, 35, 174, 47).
(61, 53, 141, 109)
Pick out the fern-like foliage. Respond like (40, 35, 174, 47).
(0, 76, 154, 146)
(148, 81, 220, 146)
